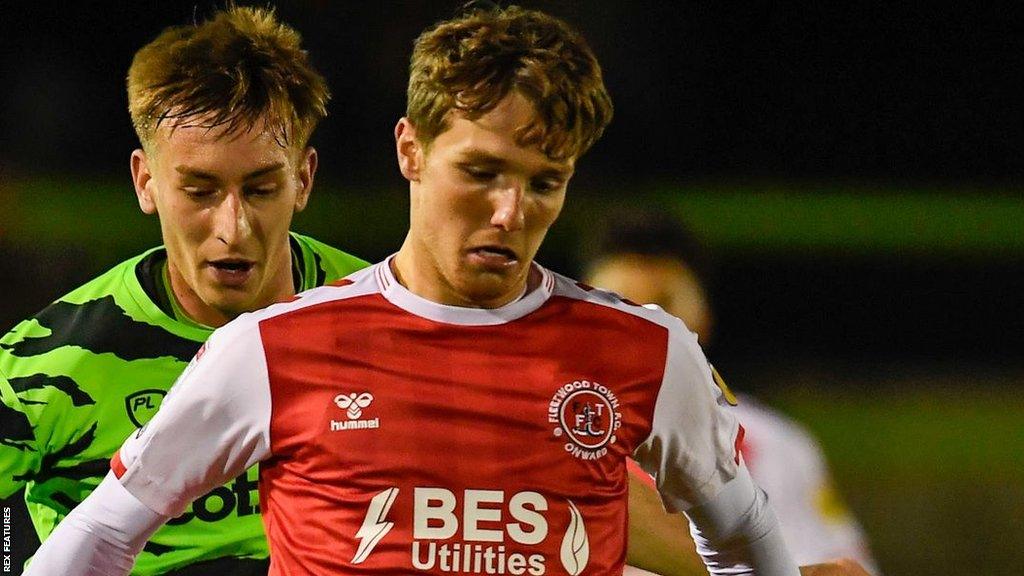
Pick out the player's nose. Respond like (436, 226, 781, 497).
(490, 184, 525, 232)
(214, 190, 252, 245)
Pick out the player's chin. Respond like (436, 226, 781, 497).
(203, 286, 262, 316)
(456, 274, 525, 307)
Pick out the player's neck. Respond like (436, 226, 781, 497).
(165, 254, 294, 329)
(392, 239, 539, 310)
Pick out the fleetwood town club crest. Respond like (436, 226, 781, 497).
(548, 380, 621, 461)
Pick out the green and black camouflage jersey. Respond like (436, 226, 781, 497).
(0, 233, 367, 575)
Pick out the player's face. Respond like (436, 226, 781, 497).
(130, 121, 315, 327)
(395, 93, 574, 308)
(588, 254, 713, 341)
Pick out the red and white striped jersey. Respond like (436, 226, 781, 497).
(113, 259, 742, 575)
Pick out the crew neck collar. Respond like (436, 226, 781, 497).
(375, 255, 555, 326)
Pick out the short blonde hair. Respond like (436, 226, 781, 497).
(407, 5, 613, 162)
(127, 5, 329, 151)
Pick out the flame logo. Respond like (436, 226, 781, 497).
(560, 500, 590, 575)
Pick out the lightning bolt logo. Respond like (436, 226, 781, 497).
(352, 487, 400, 564)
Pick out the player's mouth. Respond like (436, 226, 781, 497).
(467, 246, 519, 271)
(207, 258, 256, 287)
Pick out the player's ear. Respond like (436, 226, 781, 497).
(395, 117, 422, 182)
(131, 149, 158, 215)
(294, 146, 317, 213)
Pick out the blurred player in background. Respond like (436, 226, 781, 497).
(25, 5, 821, 575)
(0, 6, 366, 574)
(587, 211, 881, 575)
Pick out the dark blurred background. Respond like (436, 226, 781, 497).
(1, 2, 1022, 575)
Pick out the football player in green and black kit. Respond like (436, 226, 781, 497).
(0, 7, 367, 575)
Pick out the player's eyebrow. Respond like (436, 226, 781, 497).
(457, 149, 574, 179)
(174, 163, 285, 182)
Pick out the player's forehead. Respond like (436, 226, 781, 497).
(152, 117, 297, 174)
(438, 94, 576, 175)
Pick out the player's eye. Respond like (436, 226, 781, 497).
(181, 186, 215, 199)
(530, 178, 564, 194)
(461, 166, 497, 182)
(245, 184, 279, 197)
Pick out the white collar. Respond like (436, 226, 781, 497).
(374, 255, 555, 326)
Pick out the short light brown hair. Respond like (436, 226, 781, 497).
(407, 5, 613, 162)
(128, 5, 329, 152)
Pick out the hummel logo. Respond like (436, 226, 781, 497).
(331, 392, 380, 432)
(335, 392, 374, 420)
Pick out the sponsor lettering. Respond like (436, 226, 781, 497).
(353, 488, 588, 574)
(412, 489, 549, 574)
(413, 489, 548, 543)
(411, 542, 545, 575)
(166, 471, 258, 525)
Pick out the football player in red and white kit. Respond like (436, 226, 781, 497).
(31, 6, 833, 576)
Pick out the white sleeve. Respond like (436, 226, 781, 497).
(113, 315, 273, 517)
(633, 321, 798, 575)
(684, 466, 798, 576)
(633, 321, 741, 511)
(24, 472, 169, 576)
